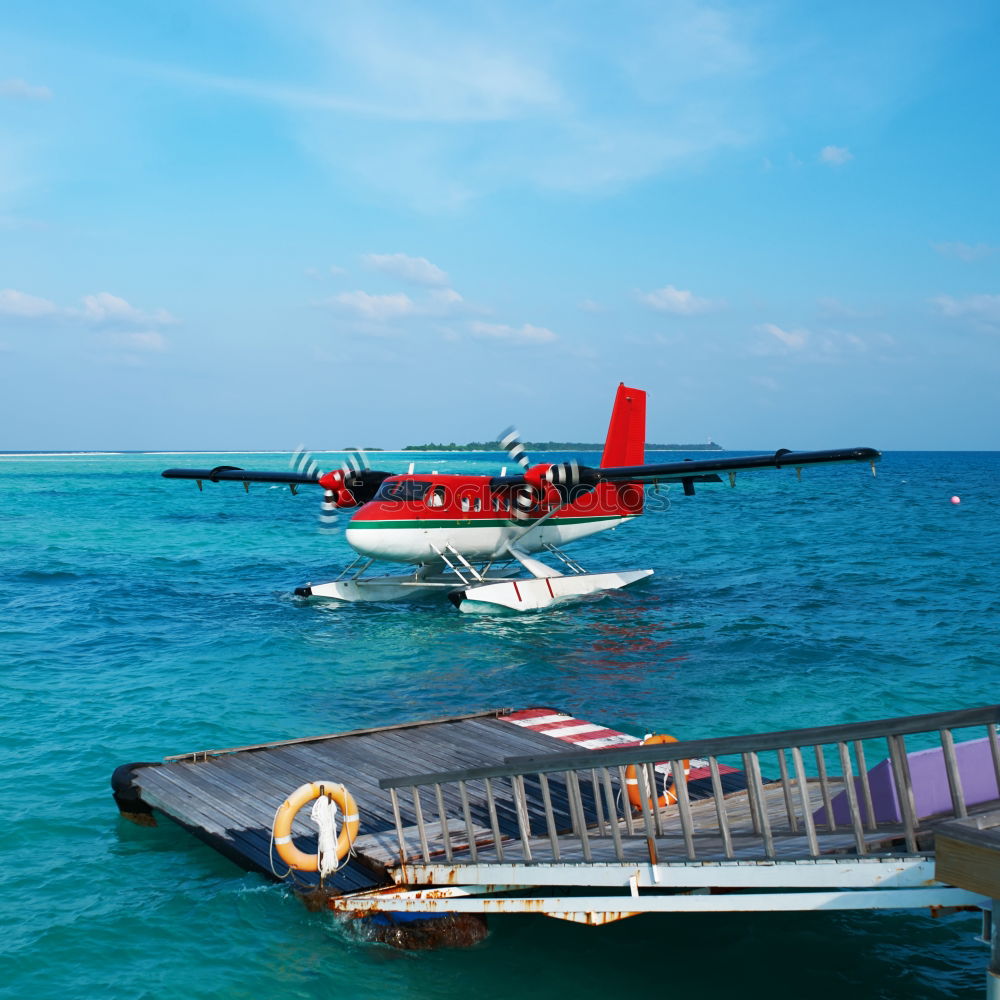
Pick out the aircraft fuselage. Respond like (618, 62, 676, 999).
(344, 474, 643, 563)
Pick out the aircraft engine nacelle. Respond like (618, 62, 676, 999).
(318, 470, 391, 507)
(543, 461, 601, 503)
(523, 464, 552, 493)
(525, 463, 574, 508)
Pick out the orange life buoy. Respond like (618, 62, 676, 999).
(624, 734, 691, 811)
(272, 781, 360, 872)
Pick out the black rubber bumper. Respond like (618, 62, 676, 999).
(111, 762, 160, 821)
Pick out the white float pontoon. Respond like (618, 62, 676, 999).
(296, 543, 653, 612)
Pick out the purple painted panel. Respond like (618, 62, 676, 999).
(813, 737, 1000, 827)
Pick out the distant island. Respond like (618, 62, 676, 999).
(402, 441, 723, 452)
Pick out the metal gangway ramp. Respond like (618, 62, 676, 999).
(114, 704, 1000, 994)
(340, 705, 1000, 990)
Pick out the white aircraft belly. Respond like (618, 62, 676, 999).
(345, 517, 629, 563)
(345, 525, 506, 561)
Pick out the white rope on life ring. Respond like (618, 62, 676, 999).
(271, 781, 360, 874)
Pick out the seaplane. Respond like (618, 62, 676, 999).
(162, 384, 880, 613)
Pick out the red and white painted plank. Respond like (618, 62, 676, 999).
(503, 708, 737, 780)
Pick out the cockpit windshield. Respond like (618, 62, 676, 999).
(373, 479, 433, 503)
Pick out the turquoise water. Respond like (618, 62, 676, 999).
(3, 450, 998, 998)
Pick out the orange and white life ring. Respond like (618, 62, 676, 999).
(272, 781, 360, 872)
(624, 734, 691, 811)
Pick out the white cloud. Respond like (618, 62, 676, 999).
(0, 289, 177, 341)
(579, 299, 604, 313)
(98, 331, 170, 354)
(429, 287, 463, 307)
(119, 331, 168, 352)
(931, 294, 1000, 330)
(753, 323, 873, 361)
(142, 49, 559, 126)
(329, 264, 347, 275)
(608, 3, 755, 95)
(757, 322, 808, 349)
(135, 4, 762, 205)
(819, 145, 853, 166)
(129, 2, 949, 209)
(361, 252, 449, 286)
(329, 283, 468, 324)
(0, 79, 52, 101)
(469, 320, 557, 344)
(79, 292, 175, 326)
(332, 290, 418, 321)
(0, 288, 60, 318)
(932, 242, 997, 262)
(637, 284, 717, 315)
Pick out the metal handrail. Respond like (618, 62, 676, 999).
(379, 704, 1000, 869)
(380, 704, 1000, 789)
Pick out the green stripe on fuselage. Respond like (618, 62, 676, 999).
(346, 515, 625, 529)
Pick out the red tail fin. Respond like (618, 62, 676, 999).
(600, 384, 646, 468)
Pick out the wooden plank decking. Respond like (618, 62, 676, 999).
(125, 720, 907, 888)
(118, 705, 1000, 899)
(123, 708, 608, 893)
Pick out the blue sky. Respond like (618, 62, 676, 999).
(1, 0, 998, 450)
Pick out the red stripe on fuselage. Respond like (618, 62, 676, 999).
(348, 474, 643, 524)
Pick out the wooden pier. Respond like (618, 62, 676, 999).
(112, 708, 595, 894)
(113, 704, 1000, 991)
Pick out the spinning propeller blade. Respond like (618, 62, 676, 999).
(497, 427, 536, 523)
(497, 428, 602, 509)
(319, 489, 338, 532)
(498, 427, 531, 471)
(290, 446, 321, 482)
(319, 449, 373, 531)
(291, 446, 337, 532)
(342, 449, 371, 474)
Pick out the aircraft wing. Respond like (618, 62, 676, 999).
(161, 464, 396, 506)
(597, 445, 881, 483)
(162, 466, 323, 485)
(490, 446, 881, 491)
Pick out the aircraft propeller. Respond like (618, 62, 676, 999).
(498, 427, 531, 471)
(544, 458, 602, 501)
(497, 428, 538, 523)
(497, 428, 603, 511)
(291, 447, 383, 531)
